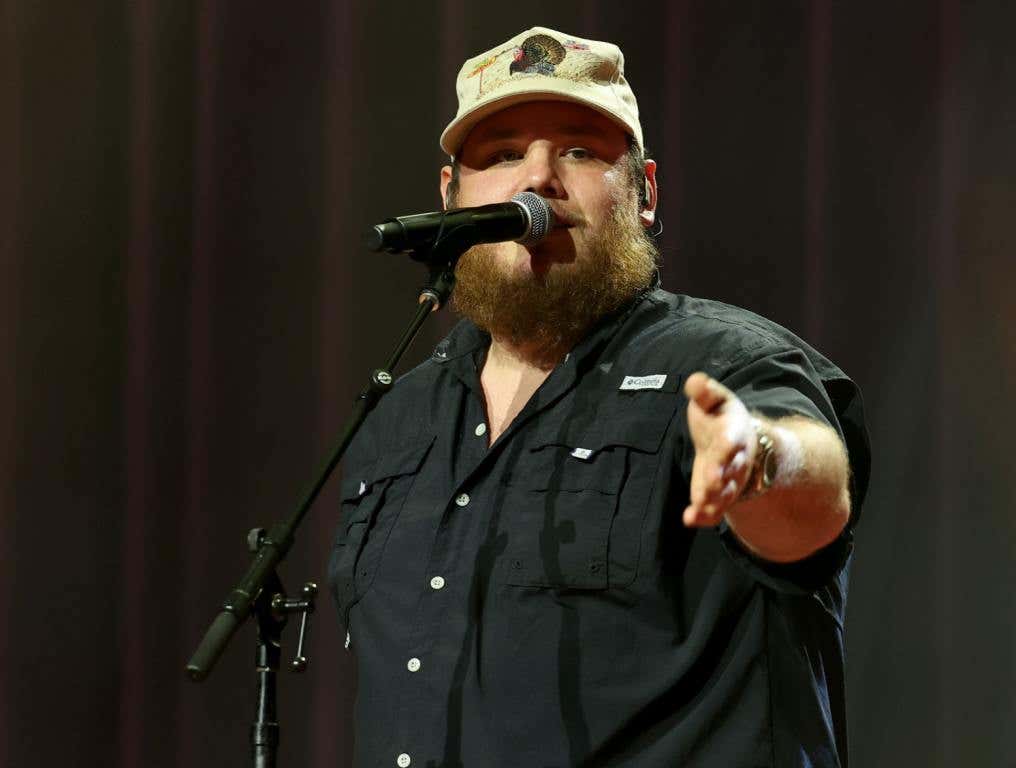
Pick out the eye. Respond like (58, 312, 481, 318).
(487, 149, 524, 165)
(563, 147, 594, 160)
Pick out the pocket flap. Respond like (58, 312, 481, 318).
(529, 405, 678, 457)
(339, 434, 435, 503)
(507, 446, 625, 493)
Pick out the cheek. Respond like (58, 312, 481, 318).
(457, 172, 516, 206)
(571, 168, 624, 216)
(601, 165, 623, 189)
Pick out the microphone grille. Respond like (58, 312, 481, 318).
(511, 192, 554, 244)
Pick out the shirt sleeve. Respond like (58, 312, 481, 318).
(711, 344, 871, 595)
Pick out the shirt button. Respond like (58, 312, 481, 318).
(474, 422, 487, 437)
(407, 657, 421, 672)
(430, 576, 445, 590)
(455, 493, 470, 507)
(396, 754, 411, 767)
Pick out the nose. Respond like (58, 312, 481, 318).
(521, 144, 565, 199)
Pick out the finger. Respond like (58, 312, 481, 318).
(700, 461, 741, 510)
(683, 504, 703, 526)
(686, 453, 737, 524)
(683, 498, 727, 527)
(683, 505, 698, 526)
(700, 405, 755, 468)
(701, 454, 728, 498)
(684, 502, 711, 526)
(684, 372, 730, 414)
(723, 449, 748, 480)
(700, 428, 748, 485)
(688, 452, 710, 509)
(686, 445, 751, 525)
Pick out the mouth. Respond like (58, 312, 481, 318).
(547, 205, 581, 230)
(528, 217, 579, 261)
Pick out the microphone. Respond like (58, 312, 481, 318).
(367, 191, 554, 254)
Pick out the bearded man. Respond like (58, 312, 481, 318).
(329, 26, 870, 768)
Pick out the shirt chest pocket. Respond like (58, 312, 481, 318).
(500, 404, 676, 590)
(328, 435, 434, 627)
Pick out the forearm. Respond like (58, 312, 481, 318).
(724, 415, 851, 563)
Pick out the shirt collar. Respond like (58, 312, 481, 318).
(563, 284, 657, 368)
(429, 318, 490, 364)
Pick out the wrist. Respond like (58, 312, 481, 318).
(740, 418, 775, 500)
(740, 417, 803, 500)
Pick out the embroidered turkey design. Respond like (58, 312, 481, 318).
(509, 34, 567, 76)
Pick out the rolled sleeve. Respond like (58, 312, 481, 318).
(712, 344, 871, 593)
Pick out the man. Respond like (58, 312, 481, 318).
(330, 26, 870, 768)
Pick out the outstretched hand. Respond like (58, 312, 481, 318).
(683, 372, 757, 527)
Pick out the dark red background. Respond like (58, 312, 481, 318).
(1, 1, 1013, 765)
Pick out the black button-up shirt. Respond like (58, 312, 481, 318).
(328, 289, 871, 768)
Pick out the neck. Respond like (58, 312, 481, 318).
(487, 335, 565, 373)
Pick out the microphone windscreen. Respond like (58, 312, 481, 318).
(511, 192, 554, 244)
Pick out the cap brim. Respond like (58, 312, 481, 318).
(440, 82, 639, 158)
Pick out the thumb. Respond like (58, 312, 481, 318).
(684, 372, 730, 414)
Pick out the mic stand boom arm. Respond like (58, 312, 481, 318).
(185, 240, 461, 767)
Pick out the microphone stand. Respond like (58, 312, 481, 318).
(186, 233, 466, 766)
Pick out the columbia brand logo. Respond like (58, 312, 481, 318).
(619, 374, 667, 391)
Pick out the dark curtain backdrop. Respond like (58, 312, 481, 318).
(2, 1, 1014, 766)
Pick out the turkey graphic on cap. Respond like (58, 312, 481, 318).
(509, 34, 566, 76)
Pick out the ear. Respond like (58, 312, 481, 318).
(439, 165, 453, 210)
(638, 159, 658, 228)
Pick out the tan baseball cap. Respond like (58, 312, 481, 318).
(440, 26, 643, 158)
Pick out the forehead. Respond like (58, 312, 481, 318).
(460, 100, 629, 153)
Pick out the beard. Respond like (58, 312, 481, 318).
(451, 196, 658, 367)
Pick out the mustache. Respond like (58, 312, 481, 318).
(546, 204, 585, 228)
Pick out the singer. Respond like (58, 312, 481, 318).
(329, 26, 870, 768)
